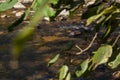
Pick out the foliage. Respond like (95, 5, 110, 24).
(0, 0, 120, 79)
(48, 54, 60, 67)
(48, 0, 120, 79)
(89, 45, 112, 70)
(108, 48, 120, 69)
(75, 59, 89, 77)
(59, 65, 71, 80)
(0, 0, 18, 12)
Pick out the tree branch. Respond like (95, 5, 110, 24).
(76, 33, 98, 55)
(112, 32, 120, 47)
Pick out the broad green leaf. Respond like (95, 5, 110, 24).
(59, 65, 69, 80)
(43, 5, 56, 17)
(86, 5, 117, 26)
(0, 0, 18, 11)
(75, 59, 89, 77)
(66, 72, 71, 80)
(32, 0, 57, 17)
(82, 3, 105, 19)
(108, 51, 120, 69)
(102, 5, 117, 14)
(86, 13, 102, 26)
(48, 54, 60, 67)
(89, 45, 112, 70)
(49, 0, 59, 5)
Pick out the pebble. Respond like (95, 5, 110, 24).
(13, 2, 26, 9)
(0, 14, 7, 18)
(56, 9, 69, 21)
(15, 11, 24, 17)
(84, 0, 96, 6)
(43, 17, 50, 21)
(12, 11, 17, 14)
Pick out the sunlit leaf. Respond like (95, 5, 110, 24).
(32, 0, 58, 17)
(0, 0, 18, 11)
(75, 59, 89, 77)
(66, 72, 71, 80)
(89, 45, 112, 70)
(59, 65, 69, 80)
(86, 5, 117, 26)
(108, 51, 120, 69)
(49, 0, 59, 5)
(86, 13, 102, 26)
(48, 54, 60, 67)
(43, 5, 56, 17)
(82, 3, 105, 19)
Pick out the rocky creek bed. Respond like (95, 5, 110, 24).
(0, 3, 120, 80)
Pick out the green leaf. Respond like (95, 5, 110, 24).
(49, 0, 59, 5)
(66, 72, 71, 80)
(32, 0, 57, 17)
(108, 51, 120, 69)
(59, 65, 69, 80)
(0, 0, 18, 12)
(86, 13, 102, 26)
(43, 5, 56, 17)
(103, 25, 112, 39)
(48, 54, 60, 67)
(75, 59, 90, 77)
(89, 45, 112, 70)
(82, 3, 105, 19)
(86, 5, 117, 26)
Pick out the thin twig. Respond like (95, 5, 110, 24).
(112, 32, 120, 47)
(75, 45, 83, 51)
(76, 33, 98, 55)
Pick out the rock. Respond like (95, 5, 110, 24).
(13, 2, 26, 9)
(0, 14, 7, 18)
(43, 17, 50, 21)
(15, 11, 24, 17)
(84, 0, 96, 6)
(112, 71, 120, 79)
(56, 9, 69, 21)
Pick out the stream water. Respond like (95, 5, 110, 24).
(0, 7, 120, 80)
